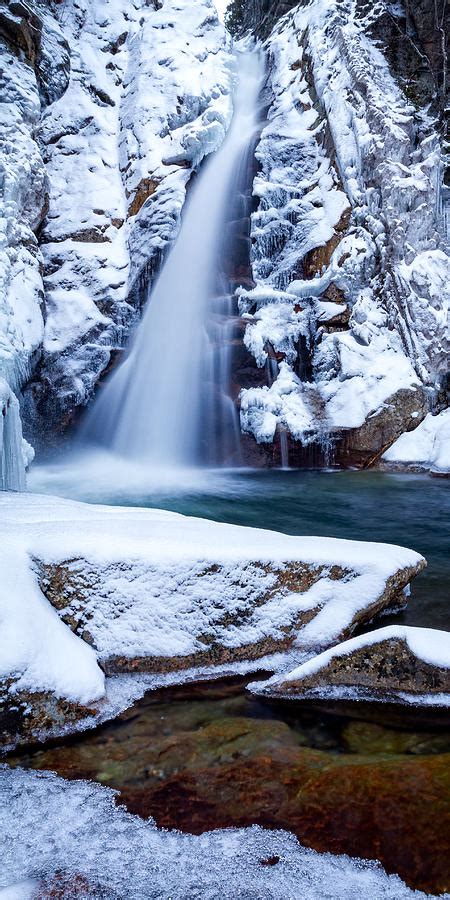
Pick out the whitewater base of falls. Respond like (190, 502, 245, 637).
(82, 50, 266, 470)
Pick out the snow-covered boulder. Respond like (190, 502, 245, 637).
(0, 492, 425, 746)
(382, 409, 450, 475)
(255, 625, 450, 708)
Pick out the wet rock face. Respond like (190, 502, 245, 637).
(8, 679, 450, 894)
(0, 0, 70, 412)
(231, 0, 447, 106)
(237, 0, 447, 467)
(0, 682, 97, 751)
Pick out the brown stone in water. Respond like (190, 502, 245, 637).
(263, 636, 450, 702)
(118, 736, 450, 894)
(0, 682, 97, 750)
(8, 678, 449, 894)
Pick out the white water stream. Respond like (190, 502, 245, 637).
(83, 51, 265, 468)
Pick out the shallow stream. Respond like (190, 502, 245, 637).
(5, 466, 448, 891)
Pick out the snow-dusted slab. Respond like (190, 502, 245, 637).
(0, 767, 433, 899)
(254, 626, 450, 708)
(382, 409, 450, 475)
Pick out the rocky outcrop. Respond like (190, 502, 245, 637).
(382, 407, 450, 474)
(228, 0, 447, 111)
(237, 0, 448, 467)
(0, 0, 69, 466)
(256, 625, 450, 707)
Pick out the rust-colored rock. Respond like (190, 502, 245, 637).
(127, 177, 160, 217)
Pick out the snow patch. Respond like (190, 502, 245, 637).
(383, 409, 450, 474)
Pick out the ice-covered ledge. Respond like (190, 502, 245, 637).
(0, 492, 425, 747)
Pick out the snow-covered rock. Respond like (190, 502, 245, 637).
(239, 0, 448, 465)
(255, 625, 450, 707)
(0, 491, 424, 745)
(0, 0, 70, 407)
(22, 0, 234, 438)
(0, 767, 428, 899)
(382, 408, 450, 475)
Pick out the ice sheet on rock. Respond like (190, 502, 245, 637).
(0, 492, 424, 701)
(0, 768, 433, 899)
(383, 409, 450, 474)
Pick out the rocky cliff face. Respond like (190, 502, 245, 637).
(237, 0, 448, 466)
(0, 0, 233, 453)
(0, 0, 447, 471)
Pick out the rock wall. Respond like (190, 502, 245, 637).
(0, 0, 233, 450)
(238, 0, 448, 466)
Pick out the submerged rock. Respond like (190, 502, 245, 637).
(6, 679, 450, 893)
(0, 766, 434, 899)
(255, 625, 450, 709)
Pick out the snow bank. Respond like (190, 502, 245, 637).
(0, 491, 424, 711)
(0, 535, 104, 705)
(0, 767, 431, 899)
(383, 409, 450, 474)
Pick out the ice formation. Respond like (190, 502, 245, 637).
(0, 379, 28, 491)
(0, 767, 435, 899)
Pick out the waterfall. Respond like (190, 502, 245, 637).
(0, 379, 27, 492)
(83, 50, 265, 469)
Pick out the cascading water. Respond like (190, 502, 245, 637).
(83, 51, 265, 469)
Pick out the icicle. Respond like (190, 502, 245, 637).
(0, 378, 27, 492)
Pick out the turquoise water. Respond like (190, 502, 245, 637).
(30, 461, 449, 630)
